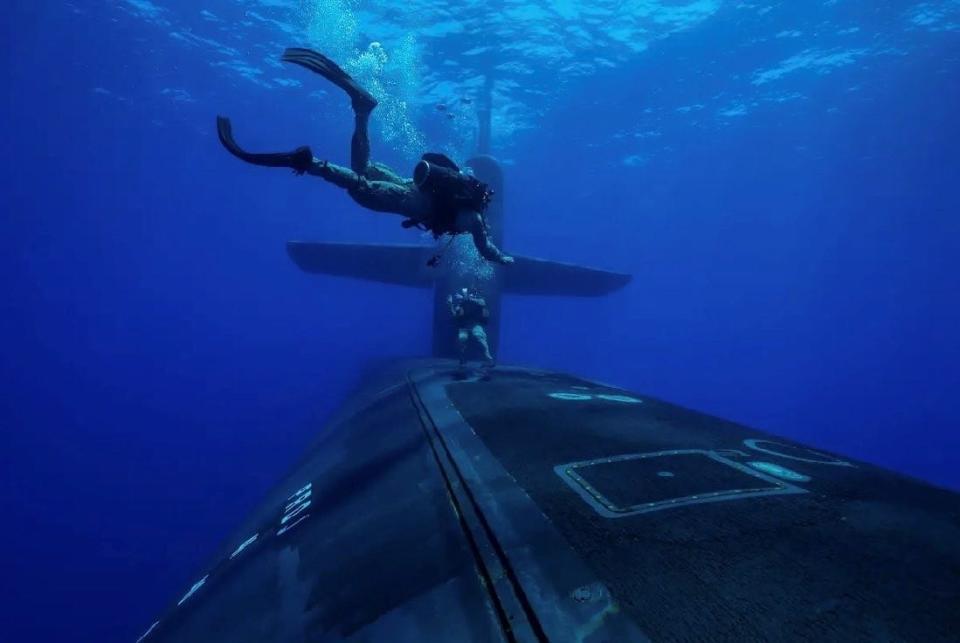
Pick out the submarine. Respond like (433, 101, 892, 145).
(135, 94, 960, 642)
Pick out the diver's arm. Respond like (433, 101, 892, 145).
(462, 211, 514, 265)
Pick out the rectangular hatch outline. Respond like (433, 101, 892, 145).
(555, 449, 807, 518)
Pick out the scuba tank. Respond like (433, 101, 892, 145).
(413, 153, 493, 214)
(406, 153, 495, 267)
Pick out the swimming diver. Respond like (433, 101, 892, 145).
(216, 48, 513, 266)
(448, 287, 494, 371)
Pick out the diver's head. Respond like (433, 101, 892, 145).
(414, 159, 493, 213)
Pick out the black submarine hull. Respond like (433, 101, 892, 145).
(137, 361, 960, 642)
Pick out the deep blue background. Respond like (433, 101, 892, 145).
(2, 3, 958, 642)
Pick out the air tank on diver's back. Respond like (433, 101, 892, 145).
(413, 153, 494, 214)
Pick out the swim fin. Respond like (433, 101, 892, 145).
(281, 48, 377, 113)
(216, 116, 314, 173)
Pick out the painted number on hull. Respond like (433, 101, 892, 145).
(278, 482, 312, 537)
(136, 481, 315, 641)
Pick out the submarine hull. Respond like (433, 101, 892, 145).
(138, 361, 960, 642)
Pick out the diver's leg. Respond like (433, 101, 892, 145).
(217, 116, 314, 173)
(347, 180, 431, 219)
(472, 326, 494, 364)
(457, 329, 469, 367)
(456, 211, 514, 265)
(281, 48, 376, 173)
(307, 160, 361, 189)
(364, 163, 410, 185)
(351, 110, 372, 174)
(307, 162, 431, 221)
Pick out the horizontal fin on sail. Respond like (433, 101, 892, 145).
(505, 256, 631, 297)
(286, 241, 434, 288)
(286, 242, 630, 296)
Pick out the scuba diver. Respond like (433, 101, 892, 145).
(216, 47, 513, 266)
(448, 287, 494, 370)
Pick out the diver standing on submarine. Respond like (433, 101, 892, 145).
(448, 287, 494, 371)
(216, 47, 513, 266)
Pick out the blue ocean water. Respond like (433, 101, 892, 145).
(1, 1, 958, 641)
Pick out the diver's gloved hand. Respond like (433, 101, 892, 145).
(501, 255, 515, 265)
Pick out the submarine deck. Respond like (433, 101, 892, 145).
(418, 365, 960, 642)
(140, 361, 960, 643)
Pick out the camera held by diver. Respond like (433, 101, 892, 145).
(413, 153, 494, 213)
